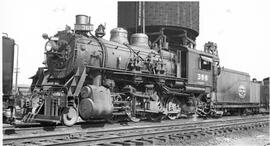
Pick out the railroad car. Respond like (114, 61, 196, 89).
(2, 35, 15, 122)
(215, 68, 260, 115)
(261, 78, 270, 110)
(2, 36, 15, 100)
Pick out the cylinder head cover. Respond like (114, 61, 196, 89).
(79, 98, 94, 120)
(130, 33, 149, 49)
(80, 86, 92, 98)
(110, 27, 129, 44)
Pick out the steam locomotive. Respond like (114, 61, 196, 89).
(19, 15, 218, 126)
(20, 15, 268, 126)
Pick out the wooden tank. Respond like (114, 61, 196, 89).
(118, 2, 199, 39)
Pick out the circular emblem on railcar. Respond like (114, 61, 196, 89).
(238, 85, 246, 98)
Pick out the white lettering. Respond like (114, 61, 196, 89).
(197, 74, 208, 81)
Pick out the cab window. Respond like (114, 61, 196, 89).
(199, 56, 212, 71)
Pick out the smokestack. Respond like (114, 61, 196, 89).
(74, 15, 93, 33)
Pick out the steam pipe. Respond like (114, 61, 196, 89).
(14, 44, 19, 95)
(141, 1, 145, 33)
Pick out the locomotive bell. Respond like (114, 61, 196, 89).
(95, 24, 106, 38)
(130, 33, 150, 49)
(110, 27, 129, 44)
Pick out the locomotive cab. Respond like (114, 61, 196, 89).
(187, 42, 219, 98)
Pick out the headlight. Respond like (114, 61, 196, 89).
(45, 41, 57, 52)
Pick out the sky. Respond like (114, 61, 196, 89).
(1, 0, 270, 85)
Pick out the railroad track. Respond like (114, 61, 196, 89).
(3, 115, 269, 146)
(2, 115, 265, 135)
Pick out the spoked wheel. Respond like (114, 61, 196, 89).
(61, 106, 78, 126)
(166, 97, 181, 120)
(147, 113, 163, 122)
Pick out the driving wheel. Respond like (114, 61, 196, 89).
(166, 97, 181, 120)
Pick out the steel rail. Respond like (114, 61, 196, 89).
(3, 115, 266, 135)
(49, 120, 269, 146)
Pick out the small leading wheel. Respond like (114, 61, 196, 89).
(147, 113, 163, 122)
(61, 106, 78, 126)
(166, 97, 181, 120)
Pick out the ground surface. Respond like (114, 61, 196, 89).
(3, 115, 269, 146)
(182, 125, 270, 146)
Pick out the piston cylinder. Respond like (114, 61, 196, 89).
(79, 85, 113, 120)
